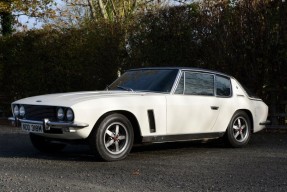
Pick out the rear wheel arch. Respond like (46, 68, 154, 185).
(225, 109, 253, 133)
(224, 110, 252, 147)
(236, 109, 254, 133)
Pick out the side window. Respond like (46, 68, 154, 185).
(216, 75, 231, 97)
(175, 72, 214, 96)
(185, 72, 214, 95)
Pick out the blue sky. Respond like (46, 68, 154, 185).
(18, 0, 194, 30)
(18, 0, 65, 30)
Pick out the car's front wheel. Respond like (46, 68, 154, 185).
(29, 133, 66, 153)
(89, 113, 134, 161)
(224, 111, 251, 147)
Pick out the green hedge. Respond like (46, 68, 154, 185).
(0, 1, 286, 116)
(126, 2, 287, 102)
(0, 22, 126, 101)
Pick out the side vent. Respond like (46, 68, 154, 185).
(147, 110, 156, 133)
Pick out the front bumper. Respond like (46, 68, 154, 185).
(8, 117, 89, 133)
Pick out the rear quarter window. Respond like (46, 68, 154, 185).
(216, 75, 231, 97)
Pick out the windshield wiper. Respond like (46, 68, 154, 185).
(117, 86, 134, 92)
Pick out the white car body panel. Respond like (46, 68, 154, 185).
(166, 95, 222, 134)
(10, 68, 268, 143)
(13, 92, 169, 139)
(71, 93, 168, 139)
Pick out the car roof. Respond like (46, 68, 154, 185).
(128, 67, 232, 78)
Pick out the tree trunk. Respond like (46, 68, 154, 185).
(0, 11, 13, 36)
(0, 0, 13, 36)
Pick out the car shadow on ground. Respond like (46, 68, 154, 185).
(1, 130, 286, 162)
(0, 132, 231, 162)
(131, 138, 226, 153)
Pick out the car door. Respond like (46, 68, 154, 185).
(166, 71, 222, 134)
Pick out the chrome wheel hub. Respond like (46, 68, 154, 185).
(232, 117, 249, 142)
(104, 122, 128, 155)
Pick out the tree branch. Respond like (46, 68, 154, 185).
(98, 0, 108, 19)
(110, 0, 118, 19)
(66, 3, 89, 7)
(87, 0, 96, 19)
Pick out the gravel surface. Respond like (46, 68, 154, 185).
(0, 125, 287, 192)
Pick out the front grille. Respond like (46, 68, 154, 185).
(23, 105, 57, 121)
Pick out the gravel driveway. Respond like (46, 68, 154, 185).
(0, 125, 287, 192)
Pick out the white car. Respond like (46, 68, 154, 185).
(9, 68, 269, 161)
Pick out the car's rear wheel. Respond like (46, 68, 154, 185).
(89, 113, 134, 161)
(224, 111, 251, 147)
(29, 133, 66, 153)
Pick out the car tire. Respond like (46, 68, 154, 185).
(224, 111, 251, 147)
(89, 113, 134, 161)
(29, 133, 66, 153)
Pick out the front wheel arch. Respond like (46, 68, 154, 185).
(89, 113, 136, 161)
(89, 110, 142, 144)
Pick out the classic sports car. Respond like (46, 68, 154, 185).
(9, 68, 269, 161)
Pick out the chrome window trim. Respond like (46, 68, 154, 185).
(170, 69, 183, 94)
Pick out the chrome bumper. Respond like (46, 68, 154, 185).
(8, 117, 89, 130)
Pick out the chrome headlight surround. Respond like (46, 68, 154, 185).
(66, 108, 74, 121)
(57, 108, 65, 121)
(13, 105, 19, 117)
(19, 105, 25, 117)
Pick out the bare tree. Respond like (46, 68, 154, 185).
(57, 0, 168, 25)
(0, 0, 57, 35)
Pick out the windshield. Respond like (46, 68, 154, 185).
(109, 69, 179, 93)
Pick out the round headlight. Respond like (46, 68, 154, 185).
(66, 108, 74, 121)
(13, 105, 19, 116)
(19, 105, 25, 116)
(57, 108, 64, 120)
